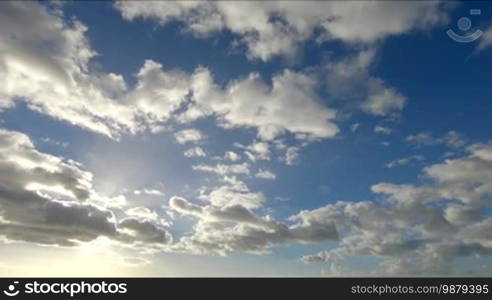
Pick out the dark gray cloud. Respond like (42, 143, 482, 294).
(301, 143, 492, 275)
(169, 196, 338, 255)
(119, 218, 172, 244)
(0, 129, 171, 248)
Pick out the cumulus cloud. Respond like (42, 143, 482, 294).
(424, 143, 492, 206)
(235, 141, 271, 161)
(0, 2, 334, 143)
(115, 1, 449, 61)
(183, 66, 340, 143)
(198, 177, 265, 209)
(284, 146, 300, 165)
(40, 137, 69, 148)
(301, 142, 492, 275)
(0, 2, 202, 139)
(0, 128, 171, 248)
(133, 189, 165, 196)
(184, 147, 207, 158)
(385, 155, 424, 168)
(255, 170, 277, 180)
(125, 207, 160, 223)
(325, 49, 406, 116)
(169, 196, 338, 255)
(168, 152, 492, 274)
(4, 2, 343, 144)
(361, 81, 406, 116)
(174, 129, 204, 144)
(374, 125, 393, 135)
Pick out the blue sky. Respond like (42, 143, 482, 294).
(1, 0, 492, 276)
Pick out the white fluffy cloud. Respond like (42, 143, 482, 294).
(0, 2, 200, 139)
(0, 1, 418, 145)
(114, 1, 439, 121)
(361, 80, 406, 116)
(143, 138, 492, 275)
(284, 146, 301, 165)
(192, 162, 250, 176)
(5, 1, 490, 276)
(325, 49, 406, 116)
(235, 141, 271, 161)
(174, 129, 204, 144)
(406, 131, 466, 148)
(0, 2, 343, 143)
(187, 69, 339, 141)
(169, 196, 338, 255)
(255, 169, 276, 180)
(184, 147, 207, 158)
(374, 125, 393, 135)
(133, 189, 165, 197)
(115, 1, 448, 61)
(424, 143, 492, 205)
(197, 176, 265, 210)
(0, 128, 171, 248)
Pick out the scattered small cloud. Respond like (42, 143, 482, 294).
(374, 125, 393, 135)
(386, 155, 424, 168)
(284, 146, 300, 165)
(224, 151, 241, 162)
(133, 189, 165, 196)
(255, 169, 276, 180)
